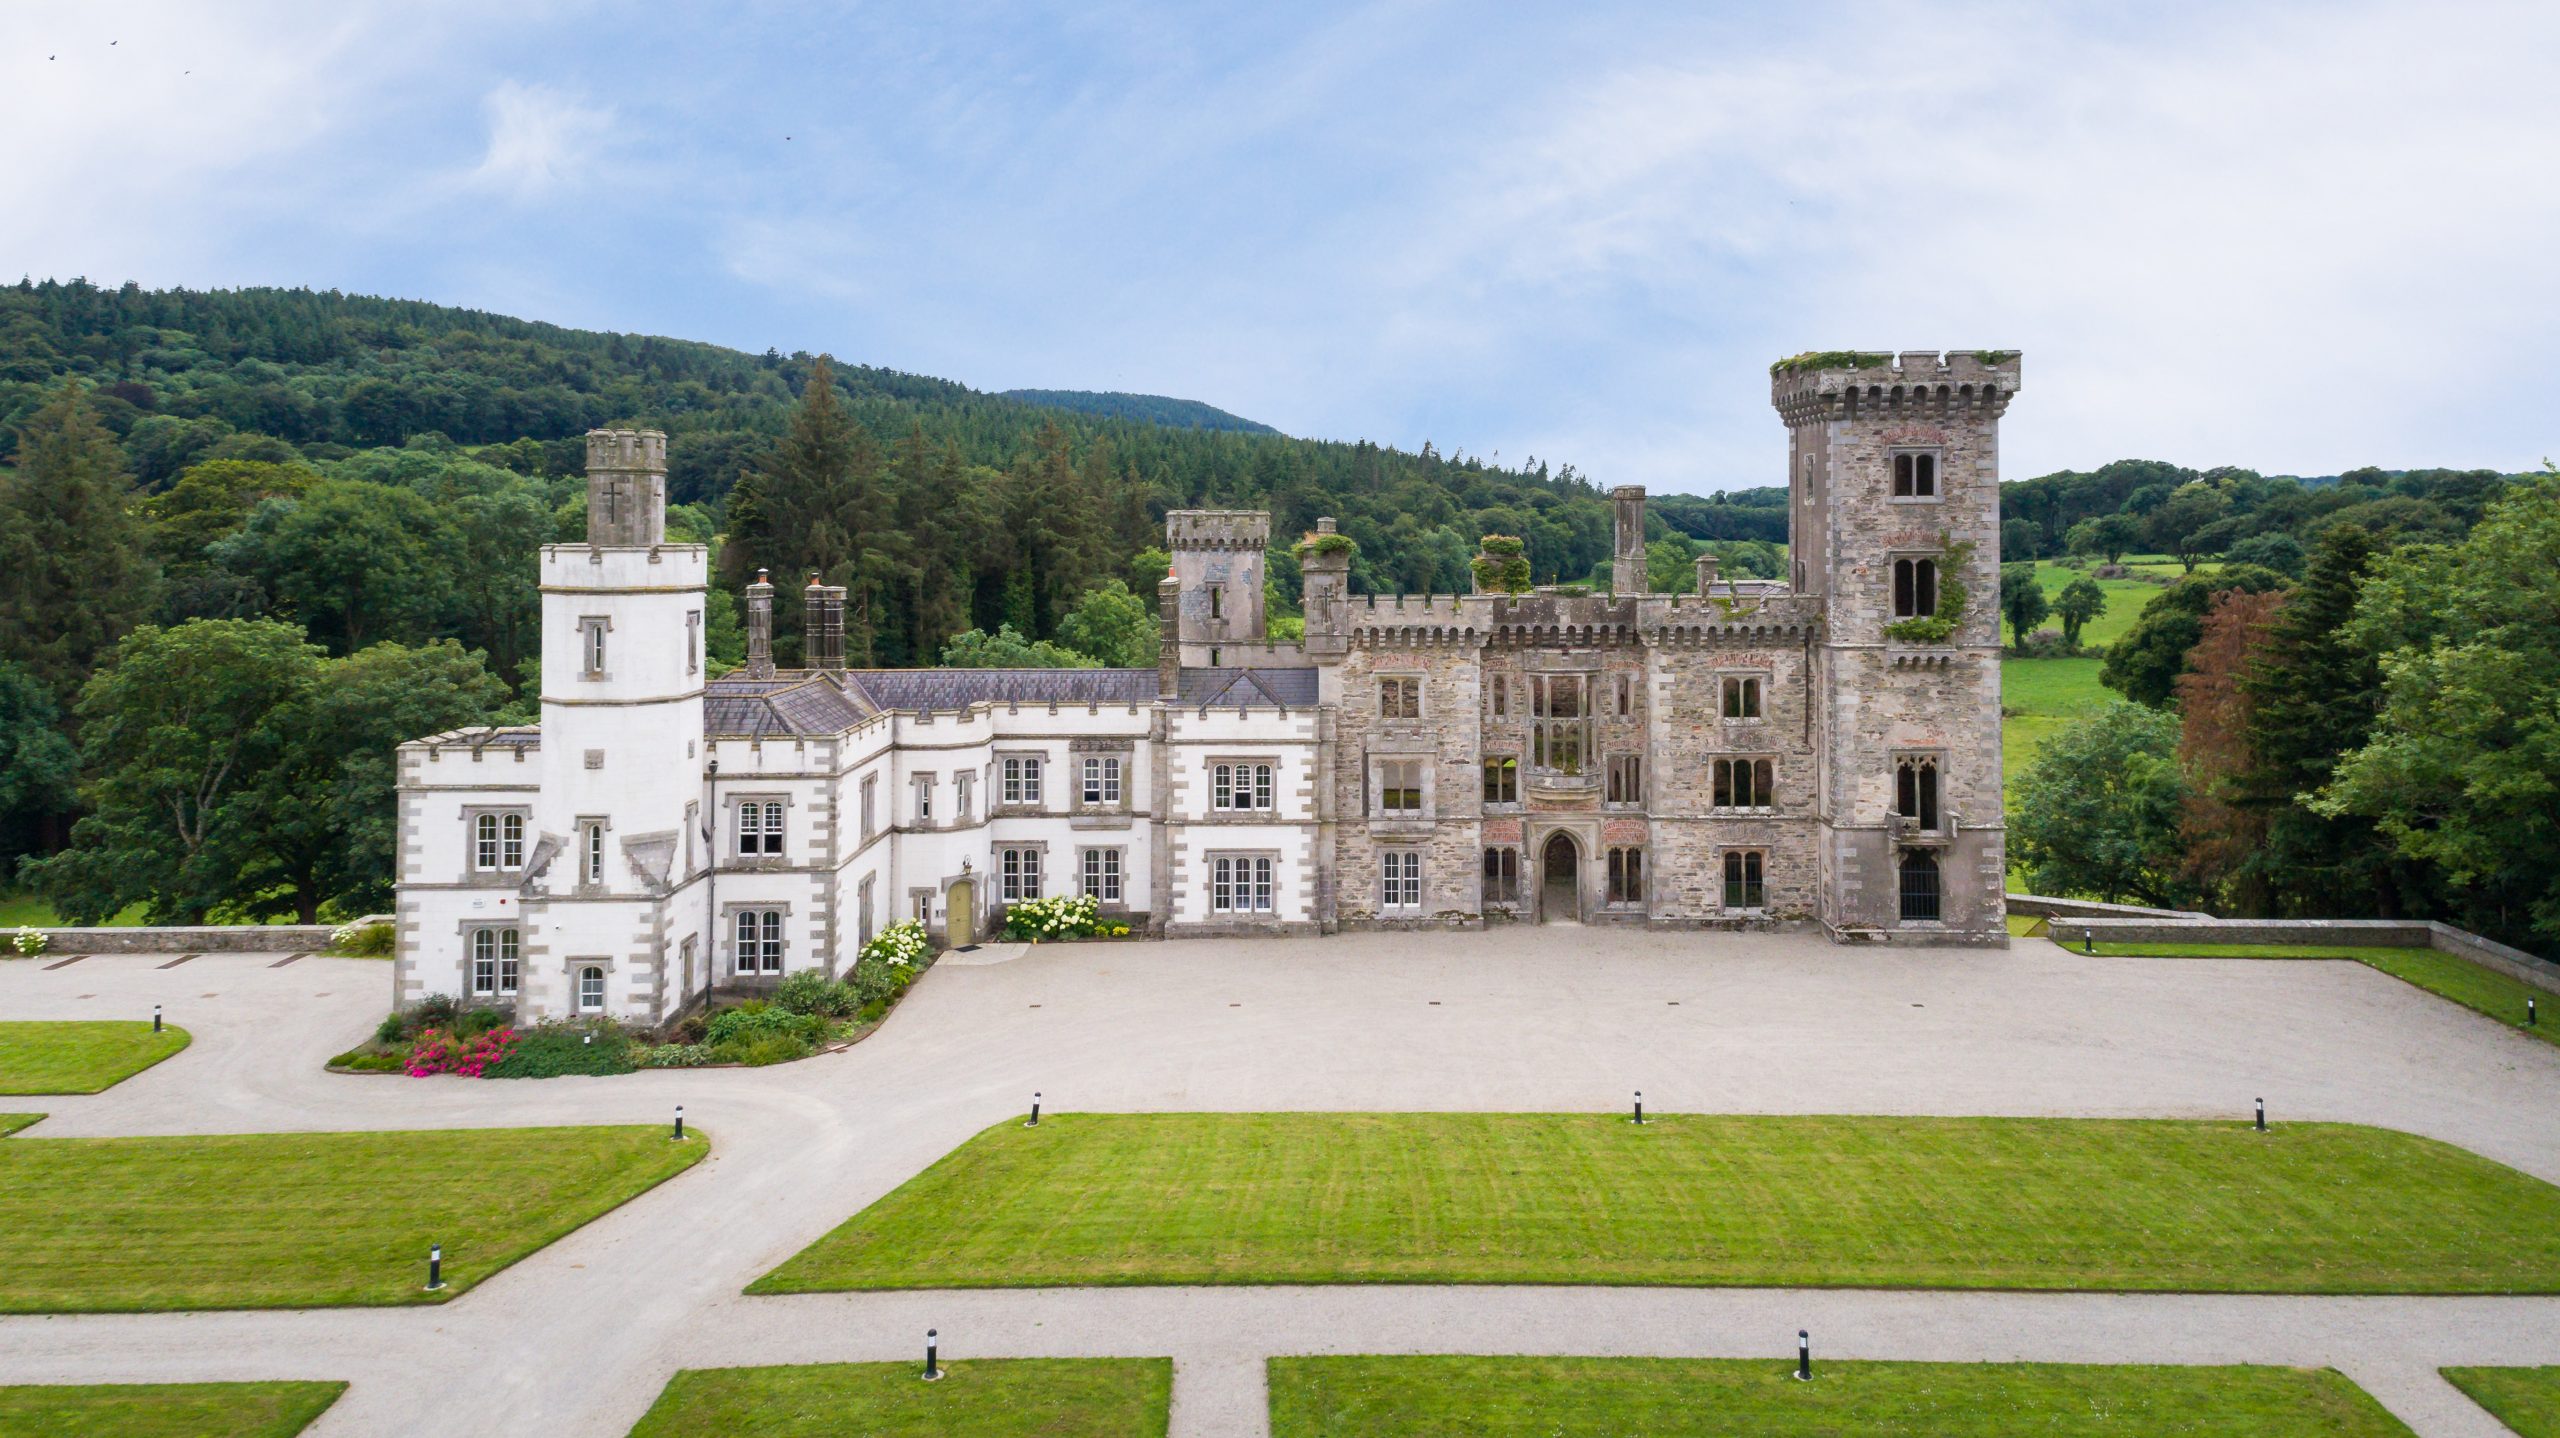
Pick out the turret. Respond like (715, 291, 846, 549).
(585, 428, 668, 548)
(1610, 485, 1647, 594)
(1165, 509, 1270, 647)
(1295, 518, 1352, 661)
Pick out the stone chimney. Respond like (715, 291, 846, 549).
(803, 575, 846, 672)
(584, 428, 668, 548)
(1297, 517, 1351, 661)
(743, 568, 776, 679)
(1694, 553, 1720, 597)
(1610, 485, 1647, 594)
(1157, 568, 1182, 700)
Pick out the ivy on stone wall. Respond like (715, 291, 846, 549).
(1471, 534, 1531, 594)
(1883, 534, 1977, 644)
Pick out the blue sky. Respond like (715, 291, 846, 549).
(7, 1, 2555, 492)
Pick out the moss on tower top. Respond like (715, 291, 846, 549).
(1769, 351, 1889, 377)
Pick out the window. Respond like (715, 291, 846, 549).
(1380, 676, 1421, 719)
(737, 801, 785, 856)
(914, 775, 934, 824)
(1212, 761, 1275, 811)
(472, 813, 525, 871)
(1380, 850, 1422, 911)
(1722, 675, 1763, 720)
(1376, 760, 1423, 817)
(579, 617, 609, 677)
(955, 771, 973, 820)
(1209, 584, 1223, 619)
(1895, 755, 1942, 831)
(1001, 756, 1044, 807)
(859, 876, 875, 946)
(913, 892, 932, 925)
(1893, 451, 1938, 498)
(1723, 850, 1766, 909)
(1483, 847, 1520, 904)
(1607, 847, 1643, 904)
(1893, 557, 1939, 619)
(1606, 754, 1643, 806)
(686, 610, 701, 675)
(1614, 673, 1633, 717)
(735, 909, 784, 974)
(1530, 674, 1589, 775)
(860, 775, 877, 841)
(469, 927, 520, 997)
(1899, 850, 1942, 921)
(577, 965, 605, 1013)
(1482, 755, 1518, 805)
(1712, 758, 1775, 810)
(1082, 848, 1123, 904)
(1081, 756, 1124, 806)
(1211, 854, 1275, 913)
(999, 846, 1043, 902)
(581, 821, 606, 885)
(1490, 674, 1508, 717)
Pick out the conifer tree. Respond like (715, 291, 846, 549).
(0, 384, 160, 707)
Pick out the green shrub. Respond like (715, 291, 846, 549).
(717, 1032, 814, 1067)
(857, 999, 888, 1024)
(705, 1003, 824, 1048)
(328, 920, 395, 956)
(412, 994, 463, 1031)
(329, 1047, 405, 1073)
(484, 1021, 638, 1079)
(374, 1012, 409, 1045)
(774, 970, 858, 1018)
(641, 1043, 712, 1068)
(453, 1007, 508, 1039)
(1004, 894, 1106, 941)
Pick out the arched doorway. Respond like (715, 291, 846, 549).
(946, 878, 977, 947)
(1539, 833, 1580, 924)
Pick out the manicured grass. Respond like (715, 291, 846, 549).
(0, 1021, 191, 1094)
(628, 1358, 1172, 1438)
(2004, 912, 2047, 937)
(2072, 943, 2558, 1047)
(0, 1381, 345, 1438)
(2443, 1367, 2560, 1437)
(0, 1114, 45, 1137)
(1268, 1357, 2413, 1438)
(752, 1113, 2560, 1296)
(0, 890, 146, 929)
(0, 1124, 705, 1312)
(1999, 655, 2107, 780)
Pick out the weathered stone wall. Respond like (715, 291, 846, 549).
(10, 920, 383, 955)
(2043, 916, 2560, 997)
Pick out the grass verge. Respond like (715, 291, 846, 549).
(752, 1113, 2560, 1296)
(0, 1124, 704, 1312)
(1268, 1357, 2413, 1437)
(2073, 943, 2556, 1046)
(628, 1358, 1172, 1438)
(2442, 1367, 2560, 1437)
(0, 1021, 191, 1094)
(0, 1381, 345, 1438)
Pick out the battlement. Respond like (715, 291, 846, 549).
(1166, 510, 1272, 552)
(586, 427, 668, 475)
(1770, 350, 2020, 426)
(1339, 587, 1825, 648)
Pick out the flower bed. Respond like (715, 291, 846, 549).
(1001, 895, 1130, 942)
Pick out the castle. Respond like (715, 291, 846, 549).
(393, 351, 2017, 1022)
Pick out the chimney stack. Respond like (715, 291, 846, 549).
(1157, 568, 1182, 700)
(1694, 553, 1720, 598)
(744, 569, 776, 678)
(804, 574, 846, 672)
(1610, 485, 1647, 594)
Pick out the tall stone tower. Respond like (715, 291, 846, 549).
(1167, 510, 1271, 659)
(1776, 351, 2018, 941)
(527, 428, 711, 1015)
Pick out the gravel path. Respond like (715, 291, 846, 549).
(3, 930, 2556, 1436)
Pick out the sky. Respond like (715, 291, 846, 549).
(5, 1, 2556, 493)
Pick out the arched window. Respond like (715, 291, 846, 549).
(576, 965, 605, 1013)
(1894, 756, 1941, 831)
(1893, 558, 1939, 619)
(1898, 851, 1942, 922)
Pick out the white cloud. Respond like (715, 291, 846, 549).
(462, 81, 615, 200)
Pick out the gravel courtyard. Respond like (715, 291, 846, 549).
(3, 929, 2557, 1437)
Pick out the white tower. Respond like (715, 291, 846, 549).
(524, 429, 711, 1019)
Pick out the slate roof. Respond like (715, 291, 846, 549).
(412, 725, 541, 749)
(702, 676, 869, 738)
(1177, 667, 1319, 710)
(843, 668, 1158, 713)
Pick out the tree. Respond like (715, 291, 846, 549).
(1474, 535, 1534, 594)
(2173, 588, 2288, 911)
(211, 480, 461, 654)
(2099, 564, 2291, 707)
(2065, 513, 2139, 565)
(0, 384, 160, 708)
(937, 625, 1098, 669)
(2009, 699, 2191, 906)
(2052, 577, 2108, 649)
(1998, 563, 2049, 649)
(2000, 518, 2041, 562)
(0, 660, 79, 862)
(2144, 482, 2232, 571)
(145, 458, 317, 573)
(2319, 472, 2560, 946)
(1054, 580, 1156, 667)
(2225, 531, 2306, 578)
(724, 357, 877, 661)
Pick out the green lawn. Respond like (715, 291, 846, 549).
(2068, 943, 2558, 1047)
(0, 1021, 191, 1094)
(751, 1113, 2560, 1296)
(628, 1359, 1172, 1438)
(2443, 1368, 2560, 1437)
(1999, 655, 2106, 783)
(1268, 1357, 2412, 1438)
(0, 1124, 705, 1312)
(0, 1381, 345, 1438)
(0, 890, 145, 929)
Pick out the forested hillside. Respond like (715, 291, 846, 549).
(998, 389, 1278, 434)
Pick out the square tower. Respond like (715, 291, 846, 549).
(1775, 350, 2018, 942)
(1167, 509, 1271, 651)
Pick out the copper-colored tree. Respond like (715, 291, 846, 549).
(2174, 587, 2287, 911)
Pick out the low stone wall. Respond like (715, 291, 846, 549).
(6, 915, 391, 958)
(2006, 894, 2209, 921)
(2040, 915, 2560, 997)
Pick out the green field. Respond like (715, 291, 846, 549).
(0, 1125, 704, 1312)
(0, 1381, 345, 1438)
(1999, 655, 2107, 780)
(628, 1359, 1171, 1438)
(2067, 943, 2557, 1047)
(0, 891, 145, 929)
(1267, 1357, 2413, 1438)
(0, 1021, 191, 1094)
(2443, 1368, 2560, 1437)
(752, 1113, 2560, 1296)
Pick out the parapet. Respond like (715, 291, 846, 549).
(586, 427, 668, 475)
(1769, 350, 2020, 426)
(1166, 510, 1272, 552)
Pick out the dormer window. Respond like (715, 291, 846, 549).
(1892, 451, 1939, 498)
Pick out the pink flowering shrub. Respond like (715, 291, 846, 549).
(405, 1026, 520, 1078)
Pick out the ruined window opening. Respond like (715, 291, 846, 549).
(1722, 675, 1763, 720)
(1376, 760, 1424, 817)
(1483, 847, 1520, 904)
(1723, 850, 1766, 909)
(1712, 757, 1774, 811)
(1482, 755, 1518, 805)
(1607, 847, 1644, 904)
(1606, 754, 1643, 806)
(1531, 674, 1591, 775)
(1893, 451, 1939, 498)
(1895, 756, 1942, 831)
(1893, 558, 1939, 619)
(1380, 676, 1422, 719)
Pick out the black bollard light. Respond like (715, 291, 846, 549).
(1796, 1329, 1812, 1381)
(2531, 998, 2539, 1028)
(426, 1242, 445, 1291)
(2254, 1097, 2266, 1132)
(923, 1327, 941, 1381)
(2083, 932, 2095, 954)
(673, 1104, 685, 1142)
(1027, 1092, 1041, 1128)
(153, 1003, 163, 1033)
(1633, 1091, 1645, 1125)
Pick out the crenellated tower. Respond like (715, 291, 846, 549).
(1167, 509, 1270, 661)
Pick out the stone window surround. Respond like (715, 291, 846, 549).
(1481, 752, 1521, 809)
(1710, 756, 1778, 813)
(1888, 446, 1945, 503)
(1077, 845, 1128, 907)
(1604, 845, 1645, 906)
(726, 792, 793, 866)
(1377, 673, 1424, 721)
(1890, 552, 1942, 619)
(1377, 844, 1425, 911)
(567, 956, 616, 1014)
(997, 840, 1050, 902)
(1719, 846, 1770, 912)
(577, 615, 612, 680)
(859, 773, 879, 843)
(1369, 754, 1432, 821)
(1719, 671, 1770, 724)
(461, 805, 531, 878)
(1075, 752, 1130, 812)
(457, 919, 524, 998)
(907, 886, 937, 924)
(996, 750, 1048, 812)
(685, 608, 702, 675)
(1893, 748, 1950, 835)
(719, 900, 792, 976)
(912, 773, 936, 827)
(1206, 849, 1279, 915)
(1207, 755, 1280, 813)
(572, 815, 612, 892)
(1603, 753, 1644, 809)
(1482, 845, 1523, 906)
